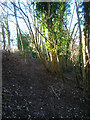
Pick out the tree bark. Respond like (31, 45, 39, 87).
(6, 19, 10, 51)
(1, 24, 6, 50)
(75, 1, 82, 77)
(13, 1, 19, 50)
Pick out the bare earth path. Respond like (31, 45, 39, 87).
(2, 52, 90, 119)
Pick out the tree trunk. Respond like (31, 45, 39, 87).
(58, 55, 63, 80)
(6, 20, 10, 51)
(1, 24, 6, 50)
(13, 1, 19, 51)
(82, 2, 90, 96)
(83, 26, 90, 96)
(19, 29, 26, 61)
(75, 1, 82, 76)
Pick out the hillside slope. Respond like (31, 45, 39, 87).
(2, 51, 90, 119)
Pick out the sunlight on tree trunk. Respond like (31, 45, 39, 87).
(75, 1, 82, 76)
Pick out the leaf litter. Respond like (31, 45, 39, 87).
(2, 51, 90, 119)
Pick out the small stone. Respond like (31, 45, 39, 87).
(61, 116, 63, 118)
(23, 106, 25, 108)
(8, 105, 11, 108)
(40, 107, 43, 110)
(17, 106, 20, 110)
(66, 115, 69, 118)
(26, 107, 29, 111)
(28, 115, 31, 119)
(29, 101, 32, 104)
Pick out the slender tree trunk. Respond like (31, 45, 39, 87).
(82, 2, 90, 96)
(19, 29, 26, 60)
(1, 24, 6, 50)
(13, 1, 19, 51)
(5, 0, 10, 52)
(57, 54, 63, 80)
(83, 25, 90, 95)
(6, 20, 10, 51)
(33, 3, 38, 49)
(13, 1, 26, 60)
(75, 1, 82, 77)
(74, 56, 80, 87)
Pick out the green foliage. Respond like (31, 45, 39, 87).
(18, 34, 30, 51)
(32, 51, 38, 58)
(34, 1, 71, 73)
(44, 42, 50, 50)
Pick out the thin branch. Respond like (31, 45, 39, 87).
(69, 4, 75, 32)
(50, 86, 60, 100)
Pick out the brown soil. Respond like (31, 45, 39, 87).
(2, 51, 90, 119)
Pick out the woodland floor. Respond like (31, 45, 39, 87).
(2, 51, 90, 119)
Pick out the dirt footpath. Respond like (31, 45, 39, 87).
(2, 52, 90, 119)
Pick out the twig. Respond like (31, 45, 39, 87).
(50, 86, 60, 100)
